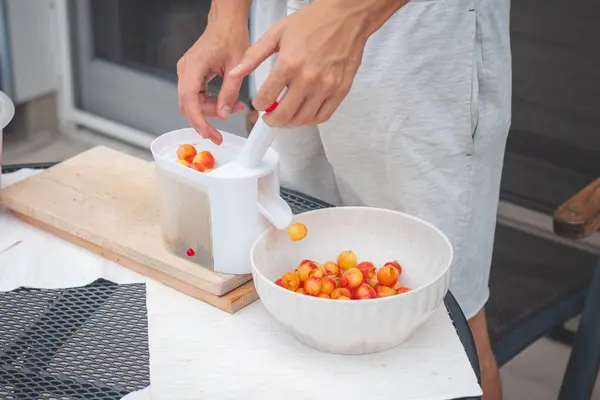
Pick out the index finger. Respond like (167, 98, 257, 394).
(228, 29, 280, 78)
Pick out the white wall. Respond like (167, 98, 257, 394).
(7, 0, 57, 104)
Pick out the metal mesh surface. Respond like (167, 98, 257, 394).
(281, 187, 332, 214)
(0, 279, 149, 400)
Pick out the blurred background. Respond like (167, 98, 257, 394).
(3, 0, 249, 165)
(1, 0, 600, 398)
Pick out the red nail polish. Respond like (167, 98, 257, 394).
(265, 101, 279, 113)
(186, 248, 195, 257)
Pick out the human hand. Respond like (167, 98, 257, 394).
(177, 7, 250, 144)
(229, 0, 404, 128)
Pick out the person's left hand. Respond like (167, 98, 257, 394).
(229, 0, 398, 128)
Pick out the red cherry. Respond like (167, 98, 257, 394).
(186, 248, 195, 257)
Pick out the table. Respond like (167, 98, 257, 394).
(1, 162, 481, 400)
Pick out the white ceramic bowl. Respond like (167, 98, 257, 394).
(251, 206, 453, 355)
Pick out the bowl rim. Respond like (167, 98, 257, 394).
(250, 206, 454, 304)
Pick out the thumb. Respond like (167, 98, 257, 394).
(228, 29, 280, 78)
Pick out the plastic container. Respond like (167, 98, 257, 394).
(0, 91, 15, 188)
(151, 127, 292, 275)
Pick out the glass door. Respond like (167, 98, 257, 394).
(70, 0, 249, 136)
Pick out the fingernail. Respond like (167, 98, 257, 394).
(221, 105, 231, 118)
(229, 64, 244, 75)
(211, 134, 223, 145)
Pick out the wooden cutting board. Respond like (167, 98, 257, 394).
(0, 146, 258, 313)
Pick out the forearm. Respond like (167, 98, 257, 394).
(208, 0, 253, 24)
(324, 0, 408, 38)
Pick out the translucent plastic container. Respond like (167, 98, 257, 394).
(151, 128, 292, 275)
(155, 165, 214, 269)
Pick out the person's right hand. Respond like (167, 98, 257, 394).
(177, 18, 249, 144)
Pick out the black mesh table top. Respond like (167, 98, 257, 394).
(0, 279, 149, 399)
(1, 163, 481, 400)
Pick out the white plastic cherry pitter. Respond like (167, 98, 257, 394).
(150, 114, 292, 275)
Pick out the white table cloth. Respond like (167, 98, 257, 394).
(0, 169, 482, 399)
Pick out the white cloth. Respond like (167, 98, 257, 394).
(251, 0, 512, 318)
(0, 170, 481, 399)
